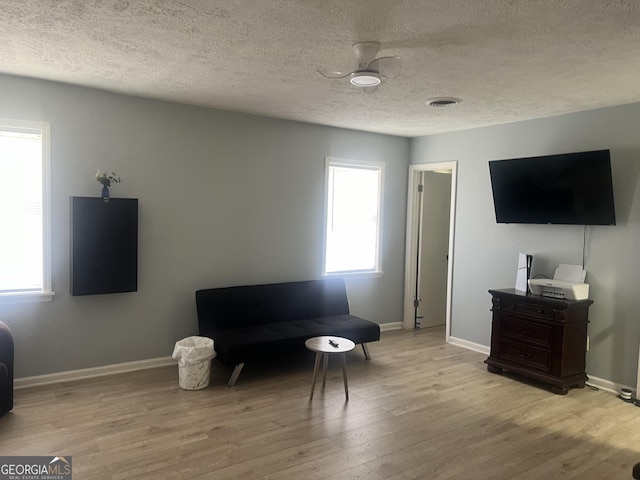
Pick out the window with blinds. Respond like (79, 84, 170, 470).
(323, 157, 384, 276)
(0, 120, 52, 301)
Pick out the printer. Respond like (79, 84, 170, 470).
(528, 264, 590, 301)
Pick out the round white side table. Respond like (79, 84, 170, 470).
(305, 336, 355, 401)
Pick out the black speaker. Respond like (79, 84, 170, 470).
(71, 197, 138, 296)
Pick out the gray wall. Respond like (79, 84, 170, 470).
(0, 74, 410, 378)
(411, 104, 640, 387)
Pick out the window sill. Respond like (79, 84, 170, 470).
(323, 271, 383, 279)
(0, 291, 55, 304)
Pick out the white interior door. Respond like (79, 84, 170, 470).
(404, 162, 457, 340)
(416, 171, 452, 328)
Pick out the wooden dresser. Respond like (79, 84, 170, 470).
(485, 288, 592, 395)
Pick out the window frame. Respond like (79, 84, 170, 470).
(0, 118, 54, 303)
(322, 156, 385, 278)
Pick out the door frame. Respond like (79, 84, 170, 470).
(403, 162, 458, 341)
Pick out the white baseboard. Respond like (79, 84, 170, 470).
(15, 324, 400, 389)
(15, 356, 176, 389)
(15, 334, 634, 399)
(585, 374, 635, 396)
(448, 336, 490, 355)
(380, 322, 403, 332)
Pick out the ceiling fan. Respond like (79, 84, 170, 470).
(318, 41, 402, 93)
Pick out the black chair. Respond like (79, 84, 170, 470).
(0, 321, 14, 415)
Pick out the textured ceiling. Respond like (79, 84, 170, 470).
(2, 0, 640, 137)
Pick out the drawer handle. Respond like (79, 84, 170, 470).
(537, 309, 545, 314)
(518, 349, 533, 359)
(520, 328, 533, 336)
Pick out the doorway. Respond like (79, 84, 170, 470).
(403, 162, 457, 341)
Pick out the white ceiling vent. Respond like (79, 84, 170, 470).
(426, 97, 462, 107)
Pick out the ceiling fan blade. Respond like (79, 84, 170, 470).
(367, 56, 402, 79)
(317, 67, 353, 80)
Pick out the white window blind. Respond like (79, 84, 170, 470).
(0, 120, 52, 301)
(324, 158, 384, 275)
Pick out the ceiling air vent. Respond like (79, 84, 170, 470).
(426, 97, 462, 107)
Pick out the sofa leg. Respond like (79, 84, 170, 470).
(362, 343, 371, 360)
(227, 363, 245, 387)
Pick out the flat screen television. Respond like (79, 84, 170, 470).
(488, 149, 616, 225)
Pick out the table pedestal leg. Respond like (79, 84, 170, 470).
(341, 353, 349, 401)
(322, 352, 328, 389)
(309, 352, 323, 401)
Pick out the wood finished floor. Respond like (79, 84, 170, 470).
(2, 327, 639, 480)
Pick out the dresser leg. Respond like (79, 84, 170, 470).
(487, 365, 502, 374)
(551, 385, 569, 395)
(574, 381, 586, 389)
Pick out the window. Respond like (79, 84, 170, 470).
(0, 119, 52, 302)
(323, 157, 384, 276)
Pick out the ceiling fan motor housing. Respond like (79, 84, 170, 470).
(353, 41, 381, 69)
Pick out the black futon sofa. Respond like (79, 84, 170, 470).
(196, 278, 381, 386)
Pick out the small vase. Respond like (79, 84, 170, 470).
(102, 185, 110, 203)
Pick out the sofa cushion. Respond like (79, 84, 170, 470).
(212, 314, 380, 365)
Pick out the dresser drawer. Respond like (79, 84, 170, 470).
(500, 300, 554, 320)
(498, 339, 551, 372)
(500, 316, 552, 347)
